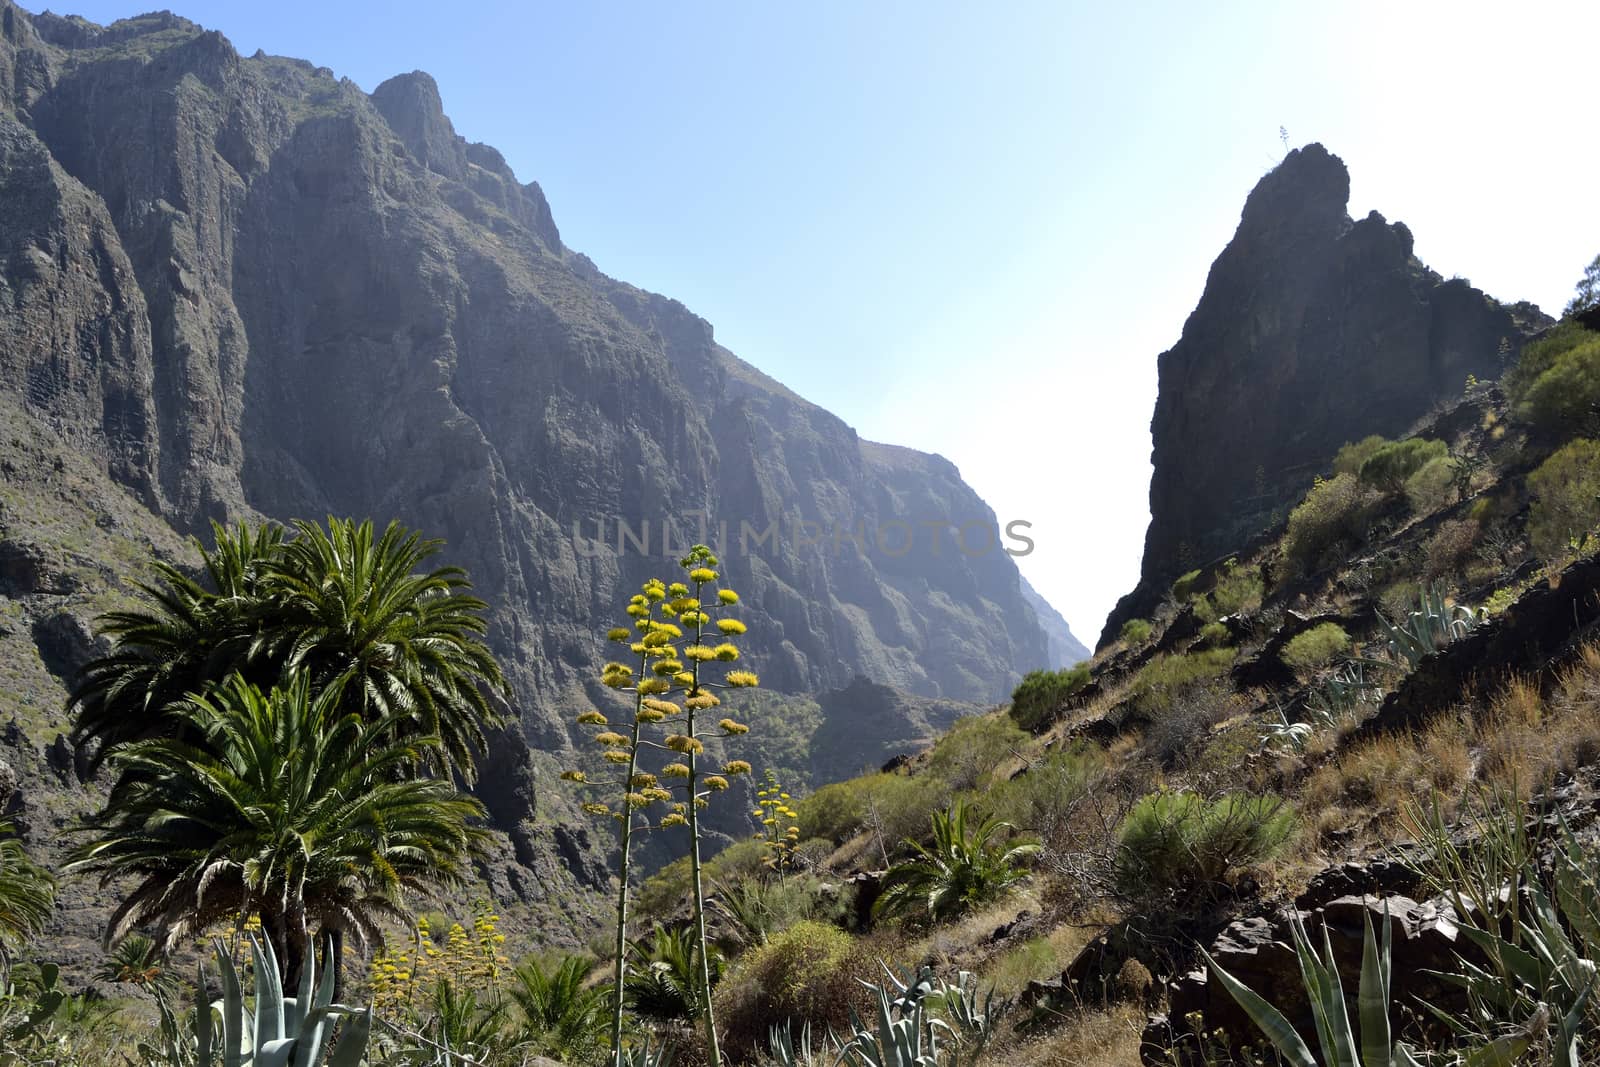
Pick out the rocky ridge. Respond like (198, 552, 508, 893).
(1102, 144, 1549, 647)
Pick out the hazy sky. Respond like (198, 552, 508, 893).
(46, 1, 1600, 643)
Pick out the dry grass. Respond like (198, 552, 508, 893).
(993, 1002, 1146, 1067)
(1297, 643, 1600, 847)
(981, 919, 1108, 999)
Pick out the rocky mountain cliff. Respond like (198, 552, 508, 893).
(1101, 144, 1549, 647)
(0, 0, 1080, 928)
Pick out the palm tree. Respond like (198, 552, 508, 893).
(0, 821, 54, 983)
(69, 521, 285, 764)
(261, 518, 506, 782)
(72, 517, 505, 782)
(67, 673, 488, 987)
(873, 798, 1040, 923)
(508, 955, 608, 1062)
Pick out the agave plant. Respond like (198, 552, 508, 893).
(1259, 706, 1316, 755)
(185, 935, 371, 1067)
(1374, 582, 1485, 670)
(1421, 820, 1600, 1067)
(1304, 661, 1383, 722)
(836, 965, 994, 1067)
(1204, 900, 1529, 1067)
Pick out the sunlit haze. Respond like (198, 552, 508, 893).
(50, 0, 1600, 642)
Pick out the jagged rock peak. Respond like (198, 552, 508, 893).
(370, 69, 468, 180)
(1237, 142, 1351, 240)
(1099, 145, 1549, 648)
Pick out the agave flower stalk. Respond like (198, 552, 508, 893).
(652, 544, 758, 1067)
(564, 578, 676, 1067)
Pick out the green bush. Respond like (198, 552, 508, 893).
(794, 772, 940, 848)
(1282, 473, 1382, 576)
(1280, 623, 1351, 669)
(637, 838, 767, 919)
(1008, 665, 1091, 731)
(982, 743, 1105, 836)
(1116, 791, 1295, 903)
(1120, 618, 1153, 646)
(1332, 435, 1391, 477)
(1358, 438, 1448, 493)
(714, 920, 877, 1061)
(1507, 321, 1598, 405)
(1171, 569, 1204, 603)
(1516, 333, 1600, 437)
(1527, 438, 1600, 560)
(1403, 454, 1456, 515)
(1127, 648, 1235, 717)
(1208, 560, 1264, 617)
(1196, 621, 1231, 648)
(926, 712, 1029, 789)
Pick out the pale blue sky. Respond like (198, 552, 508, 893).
(43, 1, 1600, 641)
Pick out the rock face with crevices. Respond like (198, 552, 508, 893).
(0, 0, 1079, 937)
(1102, 144, 1549, 647)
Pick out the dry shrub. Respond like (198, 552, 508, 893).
(1422, 518, 1482, 583)
(1476, 653, 1600, 792)
(1300, 717, 1471, 838)
(991, 1003, 1146, 1067)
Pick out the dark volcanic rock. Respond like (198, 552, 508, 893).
(1102, 144, 1549, 648)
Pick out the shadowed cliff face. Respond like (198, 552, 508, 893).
(1100, 144, 1549, 648)
(0, 6, 1062, 797)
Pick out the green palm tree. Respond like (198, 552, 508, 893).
(0, 821, 54, 982)
(67, 673, 488, 987)
(72, 518, 505, 782)
(873, 798, 1040, 923)
(262, 518, 506, 781)
(69, 521, 285, 763)
(509, 955, 608, 1061)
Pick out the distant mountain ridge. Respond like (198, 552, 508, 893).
(0, 0, 1070, 927)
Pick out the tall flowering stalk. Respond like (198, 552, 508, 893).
(754, 769, 801, 875)
(653, 545, 756, 1067)
(564, 578, 679, 1066)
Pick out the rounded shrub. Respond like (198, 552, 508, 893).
(1281, 623, 1351, 669)
(1404, 455, 1456, 515)
(1508, 322, 1600, 435)
(1358, 438, 1448, 493)
(1009, 665, 1091, 731)
(1528, 439, 1600, 561)
(1282, 474, 1382, 576)
(1332, 435, 1391, 477)
(714, 920, 877, 1061)
(1115, 791, 1295, 903)
(1120, 618, 1153, 646)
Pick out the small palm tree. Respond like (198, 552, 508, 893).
(96, 932, 178, 996)
(72, 518, 506, 782)
(68, 673, 488, 987)
(873, 798, 1040, 923)
(509, 955, 608, 1062)
(624, 924, 722, 1023)
(0, 821, 54, 983)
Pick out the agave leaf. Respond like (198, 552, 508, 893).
(326, 1006, 372, 1067)
(1463, 1033, 1534, 1067)
(217, 941, 244, 1067)
(1201, 948, 1317, 1067)
(252, 937, 286, 1046)
(194, 962, 213, 1066)
(1358, 904, 1392, 1067)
